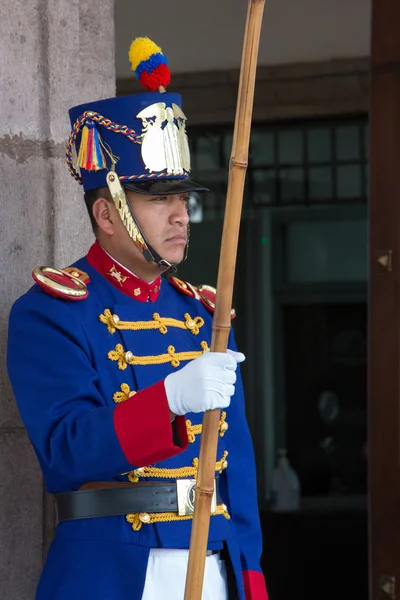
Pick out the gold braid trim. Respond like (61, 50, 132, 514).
(129, 458, 199, 483)
(186, 412, 228, 443)
(128, 451, 229, 483)
(108, 341, 209, 370)
(100, 309, 204, 336)
(126, 503, 230, 531)
(186, 423, 202, 444)
(113, 383, 136, 403)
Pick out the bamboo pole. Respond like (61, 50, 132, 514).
(184, 2, 266, 598)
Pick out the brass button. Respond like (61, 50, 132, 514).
(133, 288, 141, 297)
(222, 460, 228, 470)
(220, 422, 228, 433)
(139, 512, 150, 523)
(112, 314, 120, 325)
(134, 467, 145, 477)
(186, 319, 196, 330)
(125, 351, 133, 363)
(222, 504, 228, 512)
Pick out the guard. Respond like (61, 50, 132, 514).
(7, 36, 268, 600)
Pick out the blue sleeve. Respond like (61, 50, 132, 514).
(6, 291, 132, 489)
(225, 332, 264, 574)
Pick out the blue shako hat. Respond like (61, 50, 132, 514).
(66, 37, 208, 196)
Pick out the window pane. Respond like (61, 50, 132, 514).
(335, 126, 360, 161)
(279, 168, 304, 202)
(250, 130, 274, 166)
(195, 135, 221, 170)
(337, 165, 362, 198)
(223, 131, 234, 166)
(365, 167, 369, 199)
(189, 118, 368, 216)
(309, 167, 333, 200)
(198, 180, 226, 217)
(188, 192, 204, 223)
(285, 219, 368, 283)
(253, 169, 277, 204)
(278, 130, 303, 164)
(364, 124, 369, 160)
(307, 129, 331, 163)
(195, 170, 227, 184)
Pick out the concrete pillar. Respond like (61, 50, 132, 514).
(0, 1, 115, 597)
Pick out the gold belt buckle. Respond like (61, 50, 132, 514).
(176, 479, 217, 516)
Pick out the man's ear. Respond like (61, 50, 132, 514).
(92, 197, 115, 235)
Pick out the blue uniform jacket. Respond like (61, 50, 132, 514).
(7, 242, 268, 600)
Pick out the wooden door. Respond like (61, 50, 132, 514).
(369, 2, 400, 599)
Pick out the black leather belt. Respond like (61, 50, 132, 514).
(55, 479, 221, 522)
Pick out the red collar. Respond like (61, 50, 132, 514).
(86, 241, 161, 302)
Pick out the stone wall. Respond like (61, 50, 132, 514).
(0, 1, 115, 597)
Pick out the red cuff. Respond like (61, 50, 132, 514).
(113, 380, 188, 465)
(243, 570, 268, 600)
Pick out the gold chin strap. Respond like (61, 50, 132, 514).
(106, 171, 148, 254)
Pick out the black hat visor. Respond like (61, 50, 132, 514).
(123, 178, 209, 196)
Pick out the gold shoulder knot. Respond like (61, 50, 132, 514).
(196, 284, 236, 319)
(169, 276, 199, 298)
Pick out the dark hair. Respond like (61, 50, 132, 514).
(83, 186, 112, 232)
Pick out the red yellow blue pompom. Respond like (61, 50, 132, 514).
(129, 37, 171, 92)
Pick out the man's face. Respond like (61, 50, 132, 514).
(112, 190, 190, 267)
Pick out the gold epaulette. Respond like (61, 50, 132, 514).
(169, 277, 236, 318)
(32, 266, 90, 301)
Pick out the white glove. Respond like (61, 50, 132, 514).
(164, 349, 245, 416)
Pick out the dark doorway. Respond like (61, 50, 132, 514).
(283, 302, 367, 499)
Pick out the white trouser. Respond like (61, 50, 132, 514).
(141, 549, 228, 600)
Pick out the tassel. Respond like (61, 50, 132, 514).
(76, 120, 107, 171)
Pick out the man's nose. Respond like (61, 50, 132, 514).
(170, 199, 189, 225)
